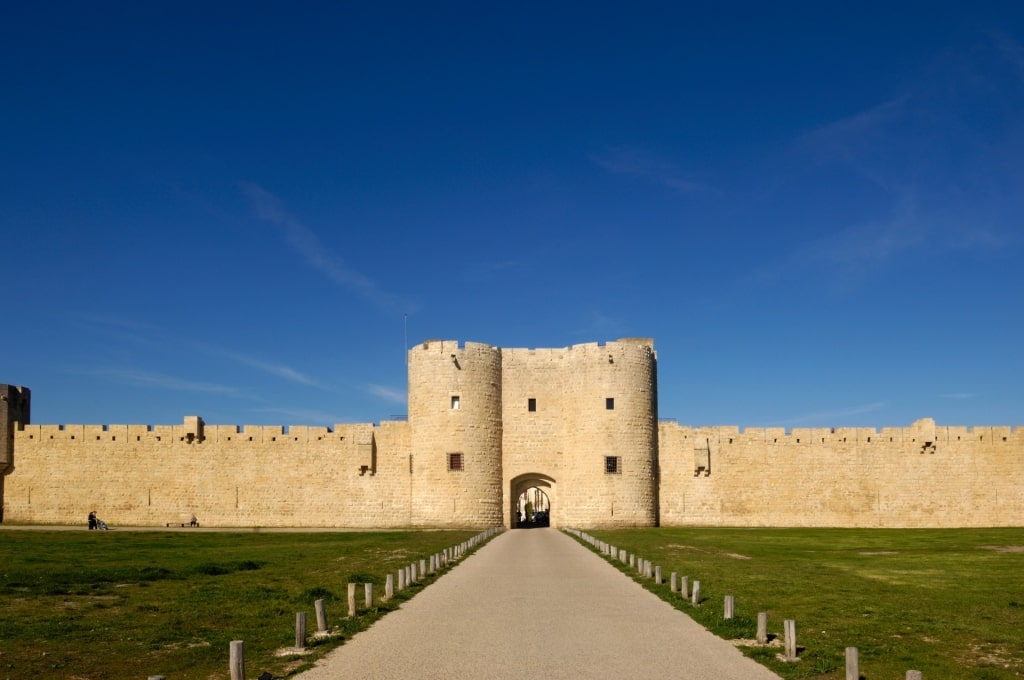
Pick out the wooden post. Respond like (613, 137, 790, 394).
(670, 572, 678, 593)
(756, 612, 767, 644)
(784, 619, 797, 660)
(295, 611, 307, 649)
(845, 647, 859, 680)
(724, 595, 734, 619)
(691, 580, 701, 605)
(315, 598, 328, 633)
(385, 573, 394, 601)
(906, 672, 923, 680)
(364, 582, 374, 609)
(347, 583, 357, 618)
(229, 640, 245, 680)
(680, 576, 689, 599)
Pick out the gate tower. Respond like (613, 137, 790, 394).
(408, 341, 503, 527)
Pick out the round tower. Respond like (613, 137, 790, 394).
(560, 339, 658, 527)
(1, 385, 31, 522)
(408, 341, 503, 527)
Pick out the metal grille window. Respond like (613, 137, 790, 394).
(605, 456, 620, 474)
(448, 452, 463, 471)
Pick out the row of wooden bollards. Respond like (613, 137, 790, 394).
(566, 530, 927, 680)
(151, 527, 502, 680)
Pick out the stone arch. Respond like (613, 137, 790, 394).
(509, 472, 557, 528)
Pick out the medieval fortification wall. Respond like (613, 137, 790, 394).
(2, 339, 1021, 528)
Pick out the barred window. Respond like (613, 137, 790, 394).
(605, 456, 620, 474)
(528, 398, 537, 412)
(448, 452, 464, 472)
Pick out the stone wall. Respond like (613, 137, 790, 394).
(657, 418, 1024, 527)
(3, 419, 413, 528)
(2, 338, 1023, 529)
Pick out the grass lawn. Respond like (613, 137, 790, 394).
(582, 527, 1024, 679)
(0, 528, 481, 679)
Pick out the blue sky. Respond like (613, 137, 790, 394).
(2, 2, 1022, 430)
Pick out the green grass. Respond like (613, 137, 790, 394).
(579, 527, 1024, 679)
(5, 527, 1022, 679)
(0, 529, 481, 679)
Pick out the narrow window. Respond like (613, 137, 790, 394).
(451, 395, 460, 410)
(448, 452, 464, 471)
(605, 456, 620, 474)
(528, 398, 537, 412)
(606, 397, 615, 410)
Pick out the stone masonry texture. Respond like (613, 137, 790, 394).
(1, 339, 1022, 528)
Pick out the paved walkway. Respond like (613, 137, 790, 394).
(295, 528, 781, 680)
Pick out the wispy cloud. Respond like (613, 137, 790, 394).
(74, 316, 320, 390)
(797, 95, 910, 193)
(203, 346, 316, 387)
(368, 384, 406, 403)
(804, 204, 927, 272)
(572, 308, 624, 341)
(591, 148, 710, 193)
(239, 181, 413, 314)
(940, 392, 976, 400)
(800, 96, 909, 151)
(738, 202, 927, 294)
(782, 401, 888, 426)
(992, 32, 1024, 81)
(247, 407, 344, 425)
(89, 368, 246, 397)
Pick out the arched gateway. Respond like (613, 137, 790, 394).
(509, 472, 556, 528)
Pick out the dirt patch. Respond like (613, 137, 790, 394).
(981, 545, 1024, 553)
(732, 637, 782, 648)
(859, 551, 899, 556)
(274, 646, 315, 658)
(724, 552, 752, 560)
(966, 642, 1022, 671)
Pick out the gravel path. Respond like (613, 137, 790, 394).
(295, 528, 781, 679)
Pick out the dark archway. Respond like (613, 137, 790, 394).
(509, 472, 556, 528)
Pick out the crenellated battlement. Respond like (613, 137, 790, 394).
(14, 419, 399, 448)
(2, 340, 1022, 529)
(501, 337, 655, 362)
(662, 418, 1024, 447)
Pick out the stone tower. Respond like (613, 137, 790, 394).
(558, 339, 658, 527)
(408, 341, 503, 527)
(0, 384, 31, 522)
